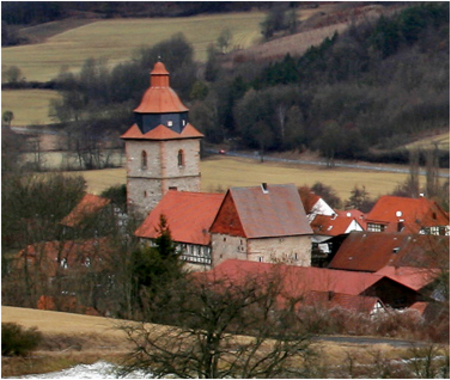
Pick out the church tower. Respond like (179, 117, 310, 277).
(121, 60, 203, 218)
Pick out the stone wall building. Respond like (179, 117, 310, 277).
(121, 60, 203, 218)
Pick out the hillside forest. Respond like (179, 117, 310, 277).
(2, 2, 448, 169)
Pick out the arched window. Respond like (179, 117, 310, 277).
(177, 149, 184, 167)
(141, 150, 147, 170)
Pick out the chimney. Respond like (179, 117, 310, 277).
(261, 183, 269, 193)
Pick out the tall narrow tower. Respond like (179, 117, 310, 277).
(121, 60, 203, 218)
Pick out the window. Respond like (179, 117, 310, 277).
(177, 150, 184, 167)
(141, 150, 147, 170)
(258, 256, 264, 262)
(167, 120, 173, 127)
(367, 223, 384, 232)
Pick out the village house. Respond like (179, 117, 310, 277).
(328, 231, 449, 273)
(197, 259, 431, 311)
(134, 189, 224, 270)
(309, 211, 364, 265)
(364, 195, 449, 235)
(209, 183, 313, 267)
(328, 231, 448, 307)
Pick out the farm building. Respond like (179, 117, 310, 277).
(309, 212, 364, 262)
(210, 183, 313, 267)
(364, 195, 449, 235)
(134, 189, 224, 270)
(197, 259, 430, 310)
(328, 232, 449, 272)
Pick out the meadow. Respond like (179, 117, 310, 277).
(2, 89, 60, 126)
(2, 12, 265, 83)
(0, 305, 419, 378)
(67, 155, 427, 202)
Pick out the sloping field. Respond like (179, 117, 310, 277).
(2, 12, 265, 82)
(1, 305, 410, 378)
(74, 155, 424, 201)
(403, 132, 449, 151)
(2, 89, 60, 126)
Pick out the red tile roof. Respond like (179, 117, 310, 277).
(135, 190, 225, 246)
(302, 291, 383, 314)
(328, 232, 449, 272)
(210, 184, 312, 238)
(121, 123, 203, 141)
(200, 259, 384, 296)
(61, 194, 110, 227)
(310, 214, 362, 236)
(365, 195, 449, 233)
(17, 238, 112, 277)
(134, 61, 188, 114)
(374, 266, 439, 291)
(337, 209, 367, 229)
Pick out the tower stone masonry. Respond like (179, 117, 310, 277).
(121, 60, 203, 218)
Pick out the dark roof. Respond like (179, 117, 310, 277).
(135, 190, 224, 246)
(210, 184, 312, 238)
(328, 231, 449, 272)
(121, 123, 203, 141)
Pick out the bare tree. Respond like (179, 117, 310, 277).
(118, 269, 311, 378)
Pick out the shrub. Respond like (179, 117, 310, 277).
(2, 323, 43, 356)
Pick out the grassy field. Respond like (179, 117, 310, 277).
(403, 132, 449, 152)
(0, 305, 417, 378)
(2, 89, 60, 126)
(70, 155, 428, 202)
(2, 12, 265, 83)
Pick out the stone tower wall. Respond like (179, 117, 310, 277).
(125, 138, 201, 217)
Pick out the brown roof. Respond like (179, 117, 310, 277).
(328, 232, 449, 272)
(210, 184, 312, 239)
(121, 123, 203, 141)
(135, 190, 224, 246)
(310, 214, 362, 236)
(133, 61, 188, 114)
(61, 194, 110, 227)
(365, 195, 449, 233)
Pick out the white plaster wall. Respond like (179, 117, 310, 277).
(248, 236, 311, 266)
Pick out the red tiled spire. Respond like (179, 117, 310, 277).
(133, 60, 188, 114)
